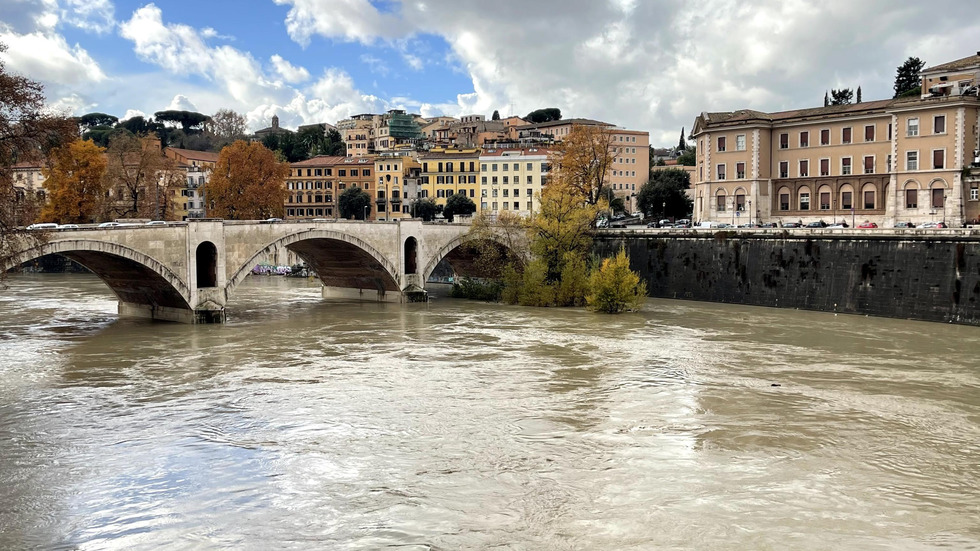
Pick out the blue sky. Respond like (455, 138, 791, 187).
(1, 0, 979, 145)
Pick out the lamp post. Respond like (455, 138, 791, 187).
(748, 200, 752, 225)
(730, 197, 735, 225)
(363, 205, 368, 221)
(662, 201, 666, 224)
(943, 193, 947, 226)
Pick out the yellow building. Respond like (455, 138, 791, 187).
(478, 147, 552, 216)
(691, 53, 980, 226)
(374, 153, 421, 220)
(285, 155, 378, 219)
(418, 148, 481, 209)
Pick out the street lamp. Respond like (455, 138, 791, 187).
(729, 197, 735, 225)
(662, 201, 666, 223)
(363, 205, 368, 221)
(943, 193, 947, 226)
(748, 200, 752, 225)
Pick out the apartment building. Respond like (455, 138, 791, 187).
(691, 52, 980, 226)
(337, 114, 374, 157)
(9, 161, 46, 226)
(478, 147, 552, 216)
(374, 152, 421, 220)
(418, 148, 481, 209)
(164, 147, 218, 220)
(284, 155, 377, 220)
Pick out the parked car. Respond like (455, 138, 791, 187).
(57, 224, 79, 230)
(145, 220, 167, 226)
(97, 222, 120, 228)
(675, 219, 692, 228)
(782, 222, 803, 228)
(760, 222, 778, 228)
(805, 220, 827, 228)
(26, 223, 59, 230)
(828, 222, 848, 228)
(261, 217, 283, 223)
(857, 221, 878, 229)
(921, 221, 948, 228)
(893, 221, 915, 228)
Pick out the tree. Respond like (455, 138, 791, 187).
(339, 186, 371, 220)
(599, 187, 625, 213)
(203, 140, 289, 220)
(894, 57, 925, 98)
(824, 91, 829, 107)
(77, 112, 118, 130)
(856, 86, 862, 103)
(586, 248, 646, 313)
(410, 198, 439, 221)
(830, 88, 853, 105)
(104, 133, 180, 220)
(678, 127, 687, 150)
(1, 41, 77, 268)
(550, 124, 617, 206)
(524, 107, 562, 123)
(491, 110, 500, 121)
(40, 139, 109, 224)
(153, 110, 210, 133)
(206, 108, 248, 142)
(676, 146, 696, 166)
(637, 168, 692, 220)
(442, 192, 476, 222)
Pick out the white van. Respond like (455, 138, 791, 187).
(26, 223, 59, 230)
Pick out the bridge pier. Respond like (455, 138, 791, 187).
(117, 302, 198, 324)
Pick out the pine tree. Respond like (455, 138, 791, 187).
(894, 57, 926, 98)
(678, 127, 687, 150)
(824, 91, 829, 107)
(856, 86, 862, 103)
(491, 110, 500, 120)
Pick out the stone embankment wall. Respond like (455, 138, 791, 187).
(595, 230, 980, 326)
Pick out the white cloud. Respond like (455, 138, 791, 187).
(270, 54, 310, 83)
(121, 108, 147, 121)
(62, 0, 115, 34)
(272, 0, 408, 46)
(165, 94, 198, 112)
(0, 28, 106, 84)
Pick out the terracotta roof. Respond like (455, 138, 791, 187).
(165, 147, 219, 162)
(516, 118, 612, 130)
(419, 150, 481, 160)
(479, 147, 554, 157)
(289, 155, 354, 167)
(922, 53, 980, 74)
(702, 97, 923, 128)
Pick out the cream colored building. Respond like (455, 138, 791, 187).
(478, 147, 552, 216)
(691, 53, 980, 226)
(337, 114, 375, 157)
(374, 153, 421, 220)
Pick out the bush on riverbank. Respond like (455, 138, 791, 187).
(450, 277, 504, 301)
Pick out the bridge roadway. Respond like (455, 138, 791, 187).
(2, 219, 496, 323)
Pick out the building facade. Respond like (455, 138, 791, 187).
(418, 148, 481, 210)
(478, 147, 551, 216)
(285, 155, 378, 220)
(691, 54, 980, 227)
(164, 147, 218, 220)
(374, 152, 421, 220)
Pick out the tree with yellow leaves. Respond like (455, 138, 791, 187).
(587, 247, 647, 313)
(40, 139, 109, 224)
(104, 133, 183, 220)
(203, 140, 289, 220)
(550, 124, 618, 206)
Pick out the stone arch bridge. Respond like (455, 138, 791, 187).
(3, 219, 504, 323)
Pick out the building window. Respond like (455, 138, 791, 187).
(907, 117, 919, 137)
(779, 161, 788, 178)
(933, 149, 945, 169)
(482, 176, 487, 184)
(864, 156, 874, 174)
(717, 164, 726, 180)
(972, 187, 979, 201)
(780, 193, 790, 210)
(799, 159, 809, 177)
(864, 190, 875, 209)
(820, 192, 830, 210)
(820, 129, 830, 145)
(735, 194, 745, 211)
(886, 155, 892, 173)
(842, 127, 852, 144)
(841, 157, 852, 175)
(934, 115, 946, 134)
(736, 134, 746, 151)
(906, 189, 918, 209)
(779, 133, 788, 149)
(820, 158, 829, 176)
(865, 125, 875, 142)
(841, 191, 852, 210)
(932, 189, 945, 208)
(717, 136, 726, 152)
(907, 151, 918, 171)
(800, 131, 809, 148)
(800, 193, 810, 210)
(716, 195, 726, 211)
(736, 162, 745, 179)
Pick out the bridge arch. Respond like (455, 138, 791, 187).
(421, 233, 514, 285)
(226, 229, 401, 298)
(2, 238, 192, 311)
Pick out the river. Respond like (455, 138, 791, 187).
(1, 273, 979, 550)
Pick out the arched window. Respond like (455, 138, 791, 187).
(818, 184, 833, 210)
(798, 185, 812, 211)
(903, 180, 920, 209)
(861, 183, 877, 209)
(777, 186, 791, 211)
(715, 189, 728, 211)
(196, 241, 218, 288)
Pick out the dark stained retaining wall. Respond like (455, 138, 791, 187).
(594, 229, 980, 326)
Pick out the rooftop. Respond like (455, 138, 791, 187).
(922, 52, 980, 74)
